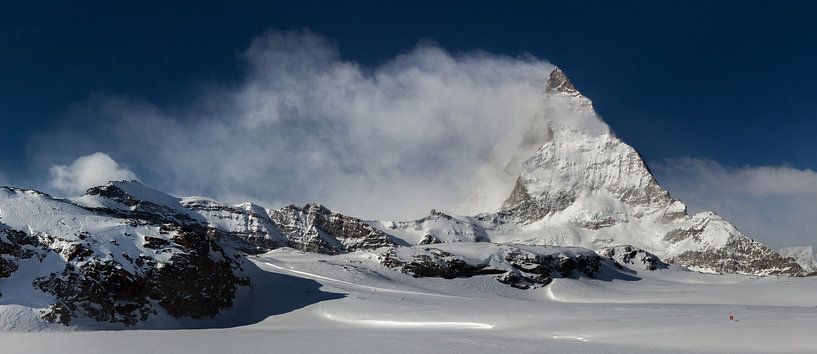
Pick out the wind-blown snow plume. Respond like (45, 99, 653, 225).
(48, 152, 139, 195)
(30, 30, 606, 219)
(654, 158, 817, 250)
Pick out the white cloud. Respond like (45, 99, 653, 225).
(653, 158, 817, 249)
(32, 30, 606, 219)
(49, 152, 139, 195)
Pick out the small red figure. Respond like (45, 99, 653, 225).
(729, 314, 734, 321)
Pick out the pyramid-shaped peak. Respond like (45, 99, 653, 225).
(545, 67, 578, 95)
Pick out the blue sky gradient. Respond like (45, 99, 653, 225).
(2, 1, 816, 174)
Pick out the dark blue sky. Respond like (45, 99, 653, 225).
(2, 1, 816, 177)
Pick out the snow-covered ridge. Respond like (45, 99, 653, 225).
(485, 68, 803, 276)
(0, 181, 396, 328)
(0, 185, 247, 328)
(372, 68, 803, 276)
(0, 67, 810, 331)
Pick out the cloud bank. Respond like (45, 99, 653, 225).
(654, 158, 817, 250)
(49, 152, 139, 195)
(31, 30, 610, 219)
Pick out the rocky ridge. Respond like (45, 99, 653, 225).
(0, 66, 810, 330)
(0, 182, 394, 327)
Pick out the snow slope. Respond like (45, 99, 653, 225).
(3, 249, 816, 353)
(1, 67, 814, 352)
(382, 68, 803, 276)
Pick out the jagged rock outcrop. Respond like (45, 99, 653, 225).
(545, 67, 579, 96)
(0, 186, 249, 326)
(379, 244, 629, 290)
(78, 182, 393, 256)
(492, 67, 807, 277)
(380, 247, 502, 279)
(600, 245, 668, 271)
(80, 181, 204, 225)
(270, 203, 394, 254)
(182, 198, 288, 253)
(667, 234, 804, 276)
(0, 181, 402, 327)
(0, 225, 48, 281)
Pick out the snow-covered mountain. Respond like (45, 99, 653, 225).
(0, 180, 635, 329)
(399, 68, 804, 276)
(0, 184, 247, 327)
(0, 67, 809, 329)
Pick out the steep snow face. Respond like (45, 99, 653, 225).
(502, 128, 671, 223)
(0, 186, 247, 328)
(466, 67, 803, 276)
(458, 67, 609, 215)
(72, 181, 205, 225)
(72, 182, 390, 256)
(268, 203, 394, 255)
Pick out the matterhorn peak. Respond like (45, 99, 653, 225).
(545, 66, 579, 95)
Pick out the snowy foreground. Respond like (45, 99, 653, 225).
(3, 248, 816, 354)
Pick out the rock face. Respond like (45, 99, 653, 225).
(600, 245, 668, 271)
(379, 244, 629, 290)
(181, 197, 288, 253)
(270, 203, 394, 254)
(667, 233, 804, 276)
(0, 225, 47, 280)
(0, 182, 396, 327)
(489, 68, 807, 276)
(501, 129, 671, 224)
(0, 66, 809, 329)
(0, 186, 248, 326)
(81, 182, 204, 225)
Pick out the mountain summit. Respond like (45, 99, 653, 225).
(0, 67, 808, 330)
(545, 66, 579, 95)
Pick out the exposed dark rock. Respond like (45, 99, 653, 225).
(668, 236, 805, 276)
(380, 245, 607, 289)
(418, 234, 442, 245)
(34, 261, 154, 326)
(62, 243, 94, 261)
(143, 236, 171, 249)
(270, 203, 394, 254)
(545, 67, 578, 95)
(393, 248, 502, 279)
(664, 227, 705, 243)
(0, 227, 46, 279)
(600, 245, 668, 271)
(83, 182, 199, 225)
(181, 199, 287, 253)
